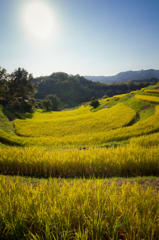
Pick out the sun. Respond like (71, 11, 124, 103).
(24, 2, 54, 39)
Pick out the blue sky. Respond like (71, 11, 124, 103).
(0, 0, 159, 78)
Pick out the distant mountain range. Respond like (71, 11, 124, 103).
(84, 69, 159, 83)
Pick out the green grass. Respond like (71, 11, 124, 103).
(2, 106, 16, 120)
(106, 97, 120, 108)
(0, 105, 15, 135)
(140, 106, 156, 121)
(91, 103, 104, 112)
(123, 97, 152, 113)
(0, 142, 8, 149)
(97, 95, 156, 122)
(135, 90, 159, 97)
(121, 97, 156, 121)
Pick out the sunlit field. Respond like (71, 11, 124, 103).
(1, 105, 159, 148)
(1, 85, 159, 239)
(144, 89, 159, 94)
(135, 94, 159, 103)
(1, 146, 159, 178)
(13, 103, 136, 137)
(130, 131, 159, 147)
(113, 94, 128, 98)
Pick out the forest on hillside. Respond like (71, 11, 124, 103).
(1, 67, 158, 110)
(33, 72, 158, 107)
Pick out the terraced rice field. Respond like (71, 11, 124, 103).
(1, 84, 159, 239)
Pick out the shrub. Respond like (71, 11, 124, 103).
(20, 102, 32, 112)
(25, 112, 33, 118)
(90, 99, 99, 108)
(91, 97, 95, 101)
(2, 107, 16, 120)
(14, 112, 25, 119)
(62, 104, 70, 109)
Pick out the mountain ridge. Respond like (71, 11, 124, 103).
(84, 69, 159, 83)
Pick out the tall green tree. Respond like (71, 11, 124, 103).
(8, 68, 34, 100)
(46, 94, 61, 111)
(42, 99, 52, 111)
(0, 67, 8, 100)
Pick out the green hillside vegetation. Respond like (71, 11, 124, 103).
(1, 67, 158, 109)
(0, 105, 15, 135)
(33, 72, 158, 108)
(2, 80, 159, 239)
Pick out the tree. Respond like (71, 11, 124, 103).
(42, 99, 52, 111)
(0, 67, 7, 81)
(127, 81, 135, 92)
(8, 68, 34, 100)
(28, 97, 36, 106)
(0, 67, 9, 100)
(46, 94, 61, 111)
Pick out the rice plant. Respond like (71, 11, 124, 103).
(0, 177, 159, 240)
(13, 103, 136, 137)
(135, 94, 159, 104)
(1, 145, 159, 178)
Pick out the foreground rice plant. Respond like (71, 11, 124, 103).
(0, 177, 159, 240)
(0, 146, 159, 178)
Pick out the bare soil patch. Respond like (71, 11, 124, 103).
(104, 104, 109, 108)
(141, 105, 151, 111)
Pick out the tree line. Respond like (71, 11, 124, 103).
(33, 72, 158, 108)
(1, 67, 158, 111)
(0, 67, 34, 103)
(0, 67, 61, 112)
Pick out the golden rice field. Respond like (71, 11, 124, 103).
(113, 94, 128, 98)
(1, 87, 159, 239)
(130, 131, 159, 148)
(13, 103, 136, 137)
(1, 105, 159, 148)
(144, 89, 159, 94)
(0, 145, 159, 178)
(1, 176, 159, 240)
(135, 94, 159, 104)
(33, 104, 91, 120)
(130, 91, 138, 94)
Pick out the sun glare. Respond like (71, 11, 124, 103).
(24, 2, 54, 39)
